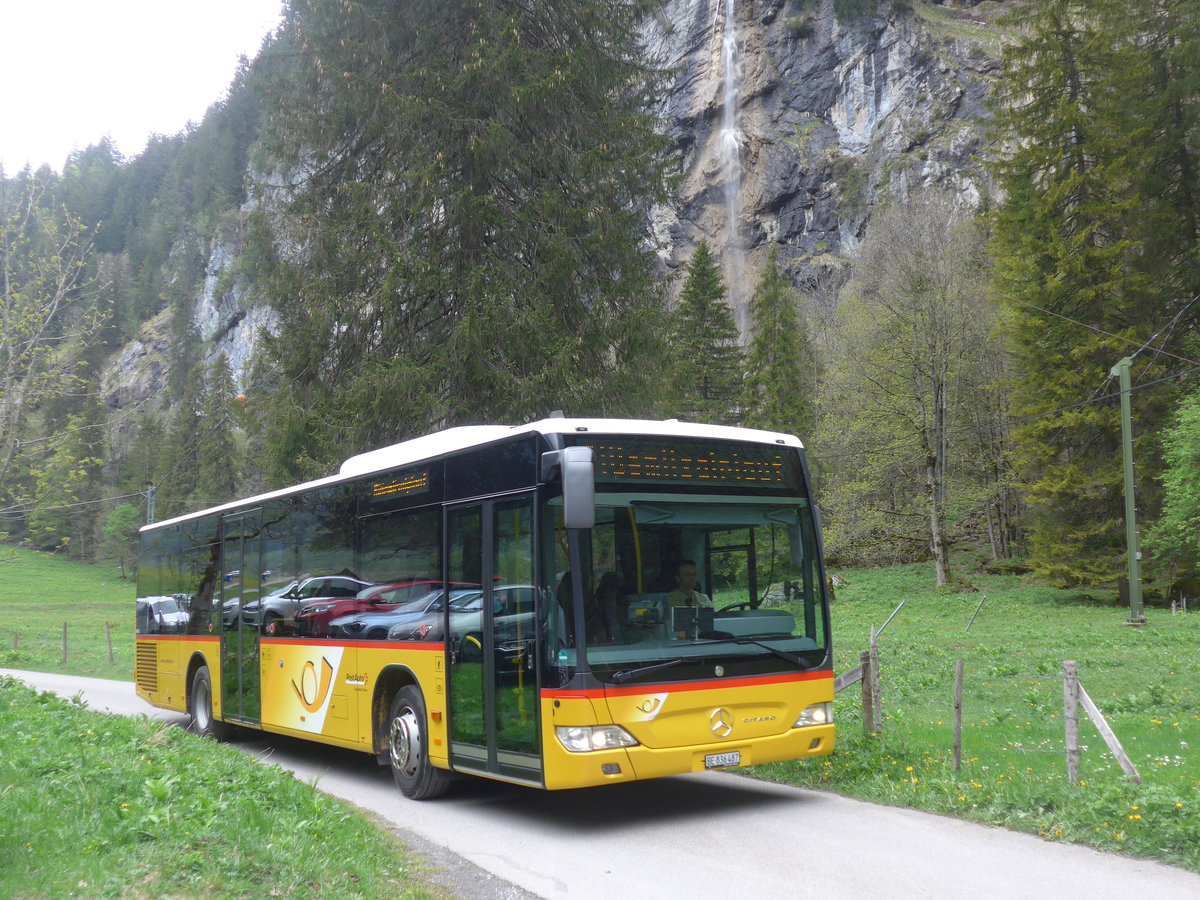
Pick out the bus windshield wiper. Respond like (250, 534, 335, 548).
(612, 658, 684, 683)
(695, 638, 807, 667)
(739, 639, 806, 667)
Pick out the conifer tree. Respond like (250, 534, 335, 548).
(989, 0, 1200, 586)
(742, 246, 817, 437)
(101, 503, 143, 579)
(1144, 384, 1200, 576)
(251, 0, 672, 481)
(25, 411, 103, 554)
(156, 368, 205, 520)
(669, 241, 744, 426)
(119, 414, 166, 498)
(195, 354, 243, 507)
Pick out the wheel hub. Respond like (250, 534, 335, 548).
(389, 707, 420, 775)
(195, 679, 211, 729)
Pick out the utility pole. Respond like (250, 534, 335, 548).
(1109, 357, 1145, 625)
(145, 482, 156, 526)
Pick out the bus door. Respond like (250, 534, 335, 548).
(446, 496, 541, 783)
(220, 508, 262, 724)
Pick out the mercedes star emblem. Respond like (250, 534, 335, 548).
(710, 707, 734, 738)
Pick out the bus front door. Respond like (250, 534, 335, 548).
(447, 497, 541, 784)
(220, 509, 262, 724)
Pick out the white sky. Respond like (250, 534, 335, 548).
(0, 1, 285, 174)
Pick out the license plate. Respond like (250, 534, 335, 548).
(705, 751, 741, 769)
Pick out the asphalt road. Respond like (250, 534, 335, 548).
(6, 668, 1200, 900)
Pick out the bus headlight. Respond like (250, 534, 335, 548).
(556, 725, 639, 753)
(793, 702, 832, 728)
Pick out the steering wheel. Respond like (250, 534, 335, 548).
(717, 601, 753, 613)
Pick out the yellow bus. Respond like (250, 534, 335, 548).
(135, 418, 835, 798)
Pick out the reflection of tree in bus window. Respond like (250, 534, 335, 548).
(588, 571, 625, 643)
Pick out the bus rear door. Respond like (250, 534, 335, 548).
(220, 509, 262, 724)
(446, 496, 541, 784)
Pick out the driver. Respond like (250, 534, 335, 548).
(666, 560, 712, 608)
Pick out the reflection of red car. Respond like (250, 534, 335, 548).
(295, 581, 464, 637)
(390, 585, 538, 669)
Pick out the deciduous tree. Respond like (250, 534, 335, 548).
(817, 190, 998, 585)
(0, 174, 105, 530)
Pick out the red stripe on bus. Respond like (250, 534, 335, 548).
(134, 635, 220, 643)
(542, 669, 833, 700)
(258, 638, 446, 651)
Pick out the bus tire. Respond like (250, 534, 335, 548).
(387, 685, 451, 800)
(189, 666, 231, 740)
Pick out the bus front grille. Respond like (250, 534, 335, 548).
(135, 642, 158, 693)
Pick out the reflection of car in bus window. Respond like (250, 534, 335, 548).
(330, 587, 482, 640)
(223, 579, 297, 627)
(296, 580, 473, 637)
(242, 574, 373, 633)
(136, 596, 190, 634)
(387, 587, 536, 660)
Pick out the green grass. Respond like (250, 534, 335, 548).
(748, 557, 1200, 873)
(0, 677, 441, 899)
(0, 546, 135, 678)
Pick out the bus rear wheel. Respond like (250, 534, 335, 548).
(189, 665, 230, 740)
(388, 685, 451, 800)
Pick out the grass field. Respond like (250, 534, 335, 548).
(749, 557, 1200, 873)
(0, 546, 135, 678)
(0, 677, 440, 899)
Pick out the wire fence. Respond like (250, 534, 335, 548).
(1, 620, 133, 675)
(835, 640, 1150, 783)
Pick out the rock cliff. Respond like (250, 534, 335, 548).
(646, 0, 1006, 323)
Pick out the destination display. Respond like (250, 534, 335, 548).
(578, 438, 798, 489)
(370, 469, 430, 501)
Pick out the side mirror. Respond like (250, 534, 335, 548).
(543, 447, 595, 529)
(562, 446, 595, 529)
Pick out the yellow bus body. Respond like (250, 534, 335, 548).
(138, 636, 834, 789)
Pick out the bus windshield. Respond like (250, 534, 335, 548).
(560, 494, 829, 684)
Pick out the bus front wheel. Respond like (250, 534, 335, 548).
(189, 666, 230, 740)
(387, 686, 452, 800)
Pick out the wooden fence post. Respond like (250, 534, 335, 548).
(1063, 660, 1081, 785)
(860, 650, 875, 736)
(953, 660, 964, 772)
(869, 628, 883, 733)
(106, 622, 114, 664)
(12, 631, 17, 651)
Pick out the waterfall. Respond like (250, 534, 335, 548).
(718, 0, 746, 334)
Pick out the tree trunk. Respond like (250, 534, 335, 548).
(927, 448, 950, 586)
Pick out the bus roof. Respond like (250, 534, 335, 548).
(143, 418, 803, 532)
(337, 418, 802, 478)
